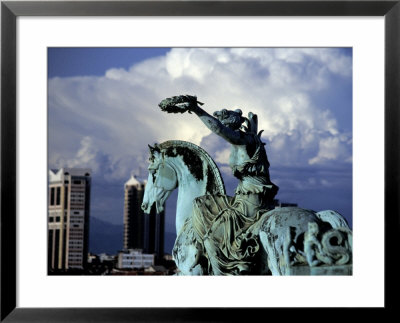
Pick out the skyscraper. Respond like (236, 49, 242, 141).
(123, 175, 145, 250)
(48, 168, 91, 271)
(123, 175, 164, 259)
(143, 203, 165, 260)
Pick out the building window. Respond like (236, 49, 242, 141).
(48, 229, 54, 269)
(54, 229, 60, 269)
(62, 228, 67, 269)
(50, 187, 55, 205)
(64, 187, 68, 208)
(56, 187, 61, 205)
(73, 180, 81, 185)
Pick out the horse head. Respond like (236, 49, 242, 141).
(141, 144, 178, 214)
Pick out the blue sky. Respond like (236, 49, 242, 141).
(48, 47, 353, 253)
(48, 48, 170, 78)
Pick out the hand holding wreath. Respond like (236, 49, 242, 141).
(158, 95, 203, 114)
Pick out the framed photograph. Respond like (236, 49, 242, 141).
(1, 0, 398, 321)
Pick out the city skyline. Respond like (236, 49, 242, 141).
(48, 47, 353, 250)
(48, 168, 174, 274)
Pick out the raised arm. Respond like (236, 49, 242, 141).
(158, 95, 249, 145)
(191, 105, 245, 145)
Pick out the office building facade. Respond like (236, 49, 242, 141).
(48, 168, 91, 270)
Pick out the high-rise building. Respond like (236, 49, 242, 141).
(48, 168, 91, 271)
(123, 175, 164, 259)
(123, 175, 145, 250)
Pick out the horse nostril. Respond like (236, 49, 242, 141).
(141, 203, 147, 211)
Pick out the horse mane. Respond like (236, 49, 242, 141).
(158, 140, 226, 195)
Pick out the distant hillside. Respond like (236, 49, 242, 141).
(89, 216, 177, 256)
(89, 217, 123, 255)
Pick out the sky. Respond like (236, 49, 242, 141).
(48, 47, 353, 252)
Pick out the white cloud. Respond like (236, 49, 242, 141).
(49, 136, 147, 182)
(214, 148, 231, 165)
(49, 47, 352, 182)
(69, 136, 99, 169)
(308, 134, 352, 165)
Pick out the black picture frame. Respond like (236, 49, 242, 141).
(1, 0, 399, 321)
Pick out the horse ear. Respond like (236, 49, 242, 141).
(148, 144, 159, 161)
(148, 144, 156, 157)
(148, 143, 160, 155)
